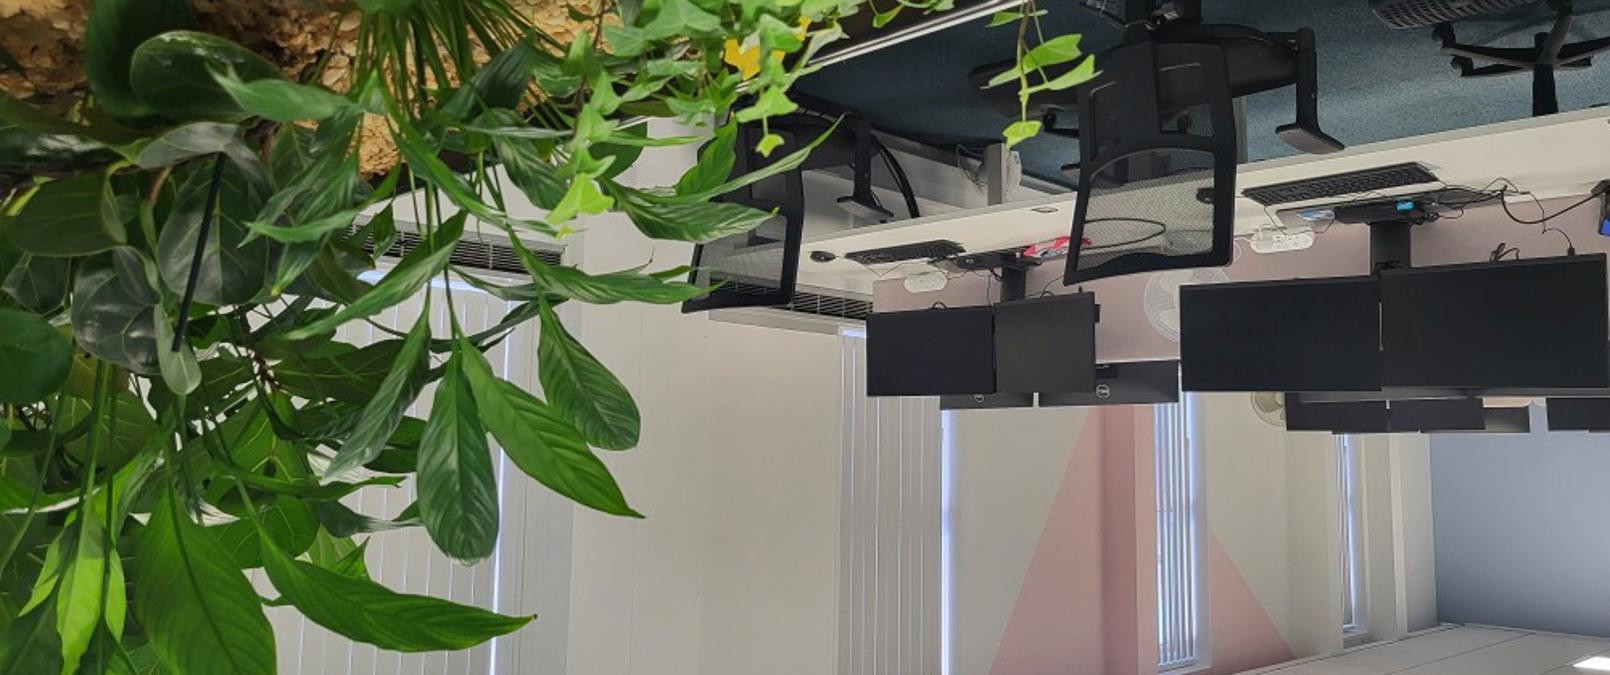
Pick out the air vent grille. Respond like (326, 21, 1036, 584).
(366, 231, 561, 274)
(719, 282, 873, 321)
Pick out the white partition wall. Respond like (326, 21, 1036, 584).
(836, 333, 943, 675)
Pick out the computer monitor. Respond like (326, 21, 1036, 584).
(1380, 255, 1609, 389)
(1180, 276, 1382, 392)
(1545, 397, 1610, 432)
(993, 293, 1097, 394)
(866, 306, 995, 396)
(1039, 360, 1182, 407)
(1387, 398, 1485, 432)
(1284, 394, 1390, 433)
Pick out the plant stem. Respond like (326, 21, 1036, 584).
(173, 154, 227, 352)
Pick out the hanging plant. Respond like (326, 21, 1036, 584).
(0, 0, 1079, 671)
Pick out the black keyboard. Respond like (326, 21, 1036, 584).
(846, 240, 966, 266)
(1242, 163, 1439, 206)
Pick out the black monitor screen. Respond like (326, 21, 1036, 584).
(1546, 397, 1610, 432)
(867, 306, 995, 396)
(1381, 255, 1609, 388)
(1284, 394, 1390, 433)
(1181, 276, 1382, 392)
(993, 294, 1098, 394)
(1388, 398, 1485, 432)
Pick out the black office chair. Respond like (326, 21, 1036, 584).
(1371, 0, 1610, 116)
(681, 113, 922, 312)
(1061, 38, 1238, 285)
(970, 0, 1345, 157)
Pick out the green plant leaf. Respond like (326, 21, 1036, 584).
(131, 490, 276, 675)
(279, 212, 464, 340)
(0, 308, 71, 404)
(546, 173, 614, 226)
(872, 5, 902, 28)
(156, 164, 272, 306)
(459, 338, 641, 517)
(675, 123, 737, 196)
(70, 264, 159, 375)
(311, 501, 418, 538)
(214, 69, 357, 122)
(0, 599, 61, 674)
(986, 34, 1085, 88)
(1021, 55, 1098, 94)
(128, 122, 271, 191)
(390, 117, 548, 235)
(4, 174, 125, 257)
(55, 512, 125, 675)
(417, 349, 499, 562)
(258, 531, 529, 651)
(440, 38, 540, 120)
(328, 311, 430, 477)
(71, 624, 137, 675)
(492, 134, 565, 210)
(129, 31, 284, 122)
(210, 496, 318, 569)
(0, 121, 114, 176)
(357, 0, 415, 14)
(1, 254, 70, 313)
(1002, 119, 1042, 149)
(665, 120, 833, 203)
(610, 183, 774, 243)
(640, 0, 721, 38)
(517, 260, 703, 306)
(537, 299, 639, 450)
(84, 0, 195, 118)
(273, 340, 405, 405)
(152, 305, 202, 396)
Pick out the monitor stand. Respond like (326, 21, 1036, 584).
(1369, 219, 1414, 273)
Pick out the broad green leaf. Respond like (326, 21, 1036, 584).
(131, 491, 275, 675)
(311, 501, 419, 538)
(666, 120, 833, 202)
(280, 212, 464, 340)
(245, 205, 365, 244)
(546, 173, 613, 226)
(493, 135, 565, 210)
(1, 254, 70, 313)
(156, 164, 272, 306)
(440, 38, 540, 120)
(610, 184, 774, 244)
(84, 0, 195, 118)
(675, 123, 737, 196)
(0, 120, 114, 176)
(1003, 119, 1043, 149)
(55, 513, 125, 675)
(70, 264, 158, 374)
(128, 122, 271, 191)
(328, 311, 430, 477)
(538, 299, 640, 450)
(0, 308, 71, 404)
(756, 132, 785, 157)
(0, 599, 61, 674)
(987, 10, 1022, 26)
(59, 391, 157, 471)
(273, 340, 405, 404)
(986, 35, 1085, 88)
(4, 174, 124, 257)
(519, 260, 703, 306)
(1021, 56, 1098, 94)
(417, 350, 499, 562)
(152, 305, 202, 396)
(872, 5, 902, 28)
(307, 530, 369, 579)
(640, 0, 721, 38)
(71, 624, 136, 675)
(214, 70, 356, 122)
(460, 338, 641, 517)
(390, 117, 549, 235)
(128, 31, 283, 122)
(210, 496, 318, 569)
(258, 532, 530, 651)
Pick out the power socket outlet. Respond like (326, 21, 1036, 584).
(1249, 227, 1315, 254)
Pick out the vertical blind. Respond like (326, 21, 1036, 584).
(1338, 435, 1366, 635)
(1156, 397, 1201, 671)
(837, 332, 943, 675)
(252, 281, 573, 675)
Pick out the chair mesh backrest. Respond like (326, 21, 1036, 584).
(681, 126, 805, 313)
(1065, 41, 1236, 286)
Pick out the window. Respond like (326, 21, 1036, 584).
(1338, 435, 1367, 636)
(1156, 396, 1206, 671)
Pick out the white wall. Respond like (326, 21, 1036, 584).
(555, 129, 846, 675)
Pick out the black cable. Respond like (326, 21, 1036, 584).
(1078, 217, 1170, 251)
(1542, 226, 1577, 255)
(174, 154, 227, 351)
(1496, 185, 1606, 225)
(875, 141, 921, 220)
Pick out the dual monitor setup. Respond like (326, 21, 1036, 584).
(867, 252, 1610, 435)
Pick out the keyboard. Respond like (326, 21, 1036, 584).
(845, 240, 966, 266)
(1243, 163, 1439, 206)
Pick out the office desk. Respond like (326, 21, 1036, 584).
(788, 106, 1610, 295)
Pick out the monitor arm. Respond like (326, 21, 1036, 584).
(1275, 28, 1346, 154)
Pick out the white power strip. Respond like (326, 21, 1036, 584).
(1249, 227, 1316, 254)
